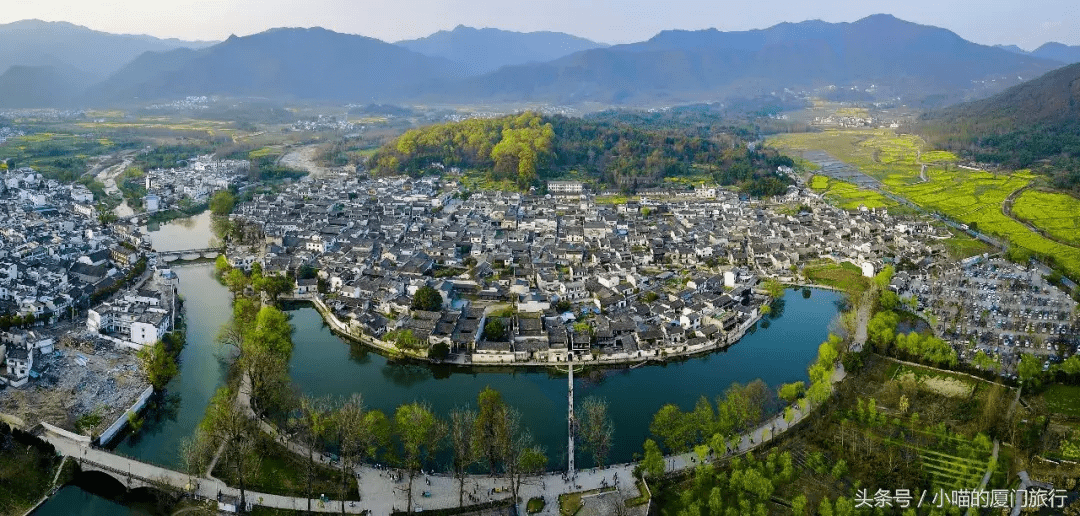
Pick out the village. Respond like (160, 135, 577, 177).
(223, 173, 957, 366)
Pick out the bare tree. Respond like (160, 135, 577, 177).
(577, 397, 614, 469)
(449, 407, 478, 507)
(291, 395, 334, 515)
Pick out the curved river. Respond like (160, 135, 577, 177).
(33, 215, 841, 514)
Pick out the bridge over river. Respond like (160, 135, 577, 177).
(154, 247, 222, 262)
(40, 428, 367, 514)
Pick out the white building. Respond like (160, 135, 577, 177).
(547, 181, 583, 195)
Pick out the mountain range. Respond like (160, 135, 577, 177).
(0, 15, 1072, 109)
(996, 42, 1080, 64)
(395, 25, 607, 74)
(0, 19, 213, 80)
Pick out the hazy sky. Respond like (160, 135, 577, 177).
(2, 0, 1076, 50)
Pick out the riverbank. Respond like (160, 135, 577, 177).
(287, 293, 768, 370)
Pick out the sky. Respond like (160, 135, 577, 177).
(1, 0, 1077, 50)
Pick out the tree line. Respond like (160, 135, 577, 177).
(368, 111, 795, 196)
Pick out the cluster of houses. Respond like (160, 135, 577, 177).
(143, 155, 249, 212)
(0, 165, 154, 386)
(86, 269, 177, 350)
(225, 171, 950, 365)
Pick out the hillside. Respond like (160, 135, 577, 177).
(395, 25, 607, 74)
(918, 62, 1080, 189)
(0, 64, 95, 108)
(368, 112, 793, 195)
(0, 19, 212, 80)
(88, 27, 465, 104)
(434, 14, 1058, 106)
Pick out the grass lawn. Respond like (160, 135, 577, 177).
(803, 260, 870, 294)
(559, 487, 615, 516)
(0, 432, 63, 515)
(942, 230, 994, 260)
(1042, 384, 1080, 418)
(212, 435, 358, 502)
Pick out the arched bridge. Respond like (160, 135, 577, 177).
(154, 247, 223, 262)
(40, 430, 366, 513)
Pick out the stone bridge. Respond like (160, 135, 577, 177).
(40, 430, 368, 513)
(154, 247, 223, 262)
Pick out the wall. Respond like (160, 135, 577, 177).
(97, 385, 154, 446)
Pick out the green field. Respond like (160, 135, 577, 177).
(770, 129, 1080, 278)
(1042, 384, 1080, 418)
(941, 230, 994, 260)
(809, 174, 899, 210)
(1013, 189, 1080, 248)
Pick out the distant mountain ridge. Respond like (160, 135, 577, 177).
(433, 14, 1059, 105)
(395, 25, 607, 74)
(0, 15, 1066, 108)
(994, 42, 1080, 64)
(89, 27, 465, 104)
(0, 19, 214, 79)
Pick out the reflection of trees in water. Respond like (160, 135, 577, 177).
(767, 298, 786, 320)
(120, 392, 182, 446)
(381, 362, 432, 387)
(760, 319, 771, 329)
(834, 296, 851, 313)
(173, 216, 198, 229)
(802, 288, 812, 299)
(578, 368, 609, 389)
(347, 343, 373, 365)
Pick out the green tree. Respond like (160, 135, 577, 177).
(483, 318, 506, 341)
(411, 285, 443, 312)
(778, 381, 805, 404)
(1018, 353, 1044, 386)
(474, 386, 510, 474)
(761, 278, 785, 299)
(210, 190, 236, 216)
(394, 402, 445, 512)
(791, 494, 808, 516)
(650, 404, 693, 453)
(137, 340, 178, 389)
(640, 438, 665, 479)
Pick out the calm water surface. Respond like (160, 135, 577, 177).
(36, 209, 841, 512)
(287, 288, 842, 467)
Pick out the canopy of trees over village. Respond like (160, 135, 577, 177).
(369, 111, 794, 195)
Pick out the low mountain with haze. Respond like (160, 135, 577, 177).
(996, 42, 1080, 64)
(0, 19, 213, 80)
(89, 27, 465, 104)
(395, 25, 608, 74)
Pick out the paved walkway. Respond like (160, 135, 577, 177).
(40, 430, 367, 513)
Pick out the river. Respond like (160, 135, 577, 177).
(287, 288, 841, 468)
(34, 213, 842, 514)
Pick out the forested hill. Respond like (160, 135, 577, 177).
(917, 61, 1080, 190)
(368, 112, 794, 196)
